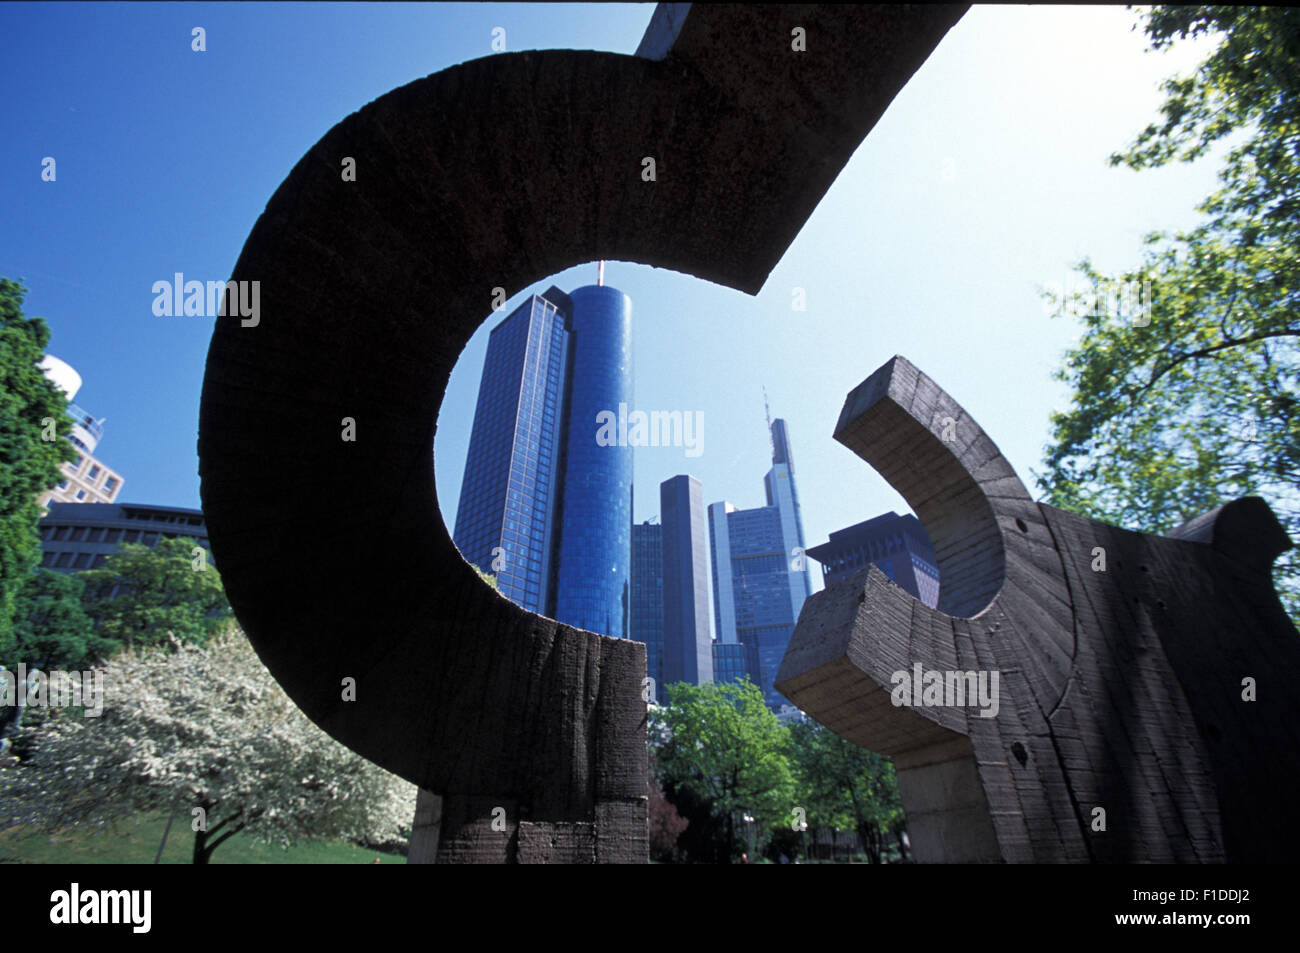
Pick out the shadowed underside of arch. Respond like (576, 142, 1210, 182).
(197, 4, 967, 862)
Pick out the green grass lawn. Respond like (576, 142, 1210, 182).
(0, 811, 407, 864)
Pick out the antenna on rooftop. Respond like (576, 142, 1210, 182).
(763, 385, 774, 456)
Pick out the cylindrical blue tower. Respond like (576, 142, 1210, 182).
(552, 284, 633, 639)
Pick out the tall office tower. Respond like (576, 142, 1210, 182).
(660, 474, 713, 688)
(551, 285, 633, 639)
(765, 417, 812, 608)
(453, 280, 633, 638)
(708, 417, 812, 707)
(36, 355, 124, 509)
(454, 287, 570, 615)
(807, 512, 941, 608)
(631, 519, 665, 701)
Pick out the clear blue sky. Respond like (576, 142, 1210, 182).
(4, 4, 1225, 598)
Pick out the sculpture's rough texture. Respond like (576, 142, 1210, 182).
(197, 6, 967, 861)
(776, 356, 1300, 862)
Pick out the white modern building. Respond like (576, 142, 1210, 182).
(37, 355, 123, 508)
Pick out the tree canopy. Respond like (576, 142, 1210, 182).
(788, 718, 905, 863)
(0, 278, 74, 657)
(79, 538, 233, 650)
(4, 568, 111, 672)
(651, 677, 797, 862)
(1039, 7, 1300, 621)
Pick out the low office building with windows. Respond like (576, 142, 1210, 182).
(38, 502, 210, 573)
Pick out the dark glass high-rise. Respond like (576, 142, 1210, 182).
(453, 280, 632, 640)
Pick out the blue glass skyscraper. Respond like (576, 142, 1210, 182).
(453, 280, 632, 639)
(552, 285, 633, 639)
(708, 417, 812, 708)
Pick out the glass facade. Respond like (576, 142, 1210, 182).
(631, 520, 665, 701)
(708, 418, 812, 708)
(712, 640, 758, 688)
(724, 507, 799, 707)
(765, 417, 812, 616)
(453, 282, 632, 641)
(806, 512, 941, 608)
(454, 288, 571, 614)
(552, 285, 633, 639)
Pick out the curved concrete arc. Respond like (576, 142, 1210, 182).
(197, 6, 968, 861)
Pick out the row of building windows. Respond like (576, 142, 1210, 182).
(42, 525, 207, 546)
(825, 534, 909, 572)
(54, 481, 116, 501)
(731, 551, 788, 576)
(61, 454, 119, 494)
(122, 509, 203, 525)
(41, 551, 109, 570)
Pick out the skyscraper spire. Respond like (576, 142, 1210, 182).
(763, 386, 774, 460)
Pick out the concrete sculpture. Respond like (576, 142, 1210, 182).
(197, 6, 967, 861)
(776, 355, 1300, 862)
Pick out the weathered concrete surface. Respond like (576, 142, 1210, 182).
(197, 6, 967, 862)
(406, 789, 442, 864)
(776, 356, 1300, 862)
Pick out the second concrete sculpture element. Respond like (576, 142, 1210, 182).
(776, 355, 1300, 863)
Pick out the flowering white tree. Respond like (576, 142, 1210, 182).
(0, 625, 417, 863)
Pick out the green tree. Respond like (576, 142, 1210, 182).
(0, 278, 74, 658)
(788, 719, 906, 863)
(0, 627, 417, 863)
(79, 538, 232, 650)
(3, 570, 89, 745)
(651, 677, 796, 863)
(5, 569, 113, 671)
(1039, 7, 1300, 622)
(1, 569, 115, 750)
